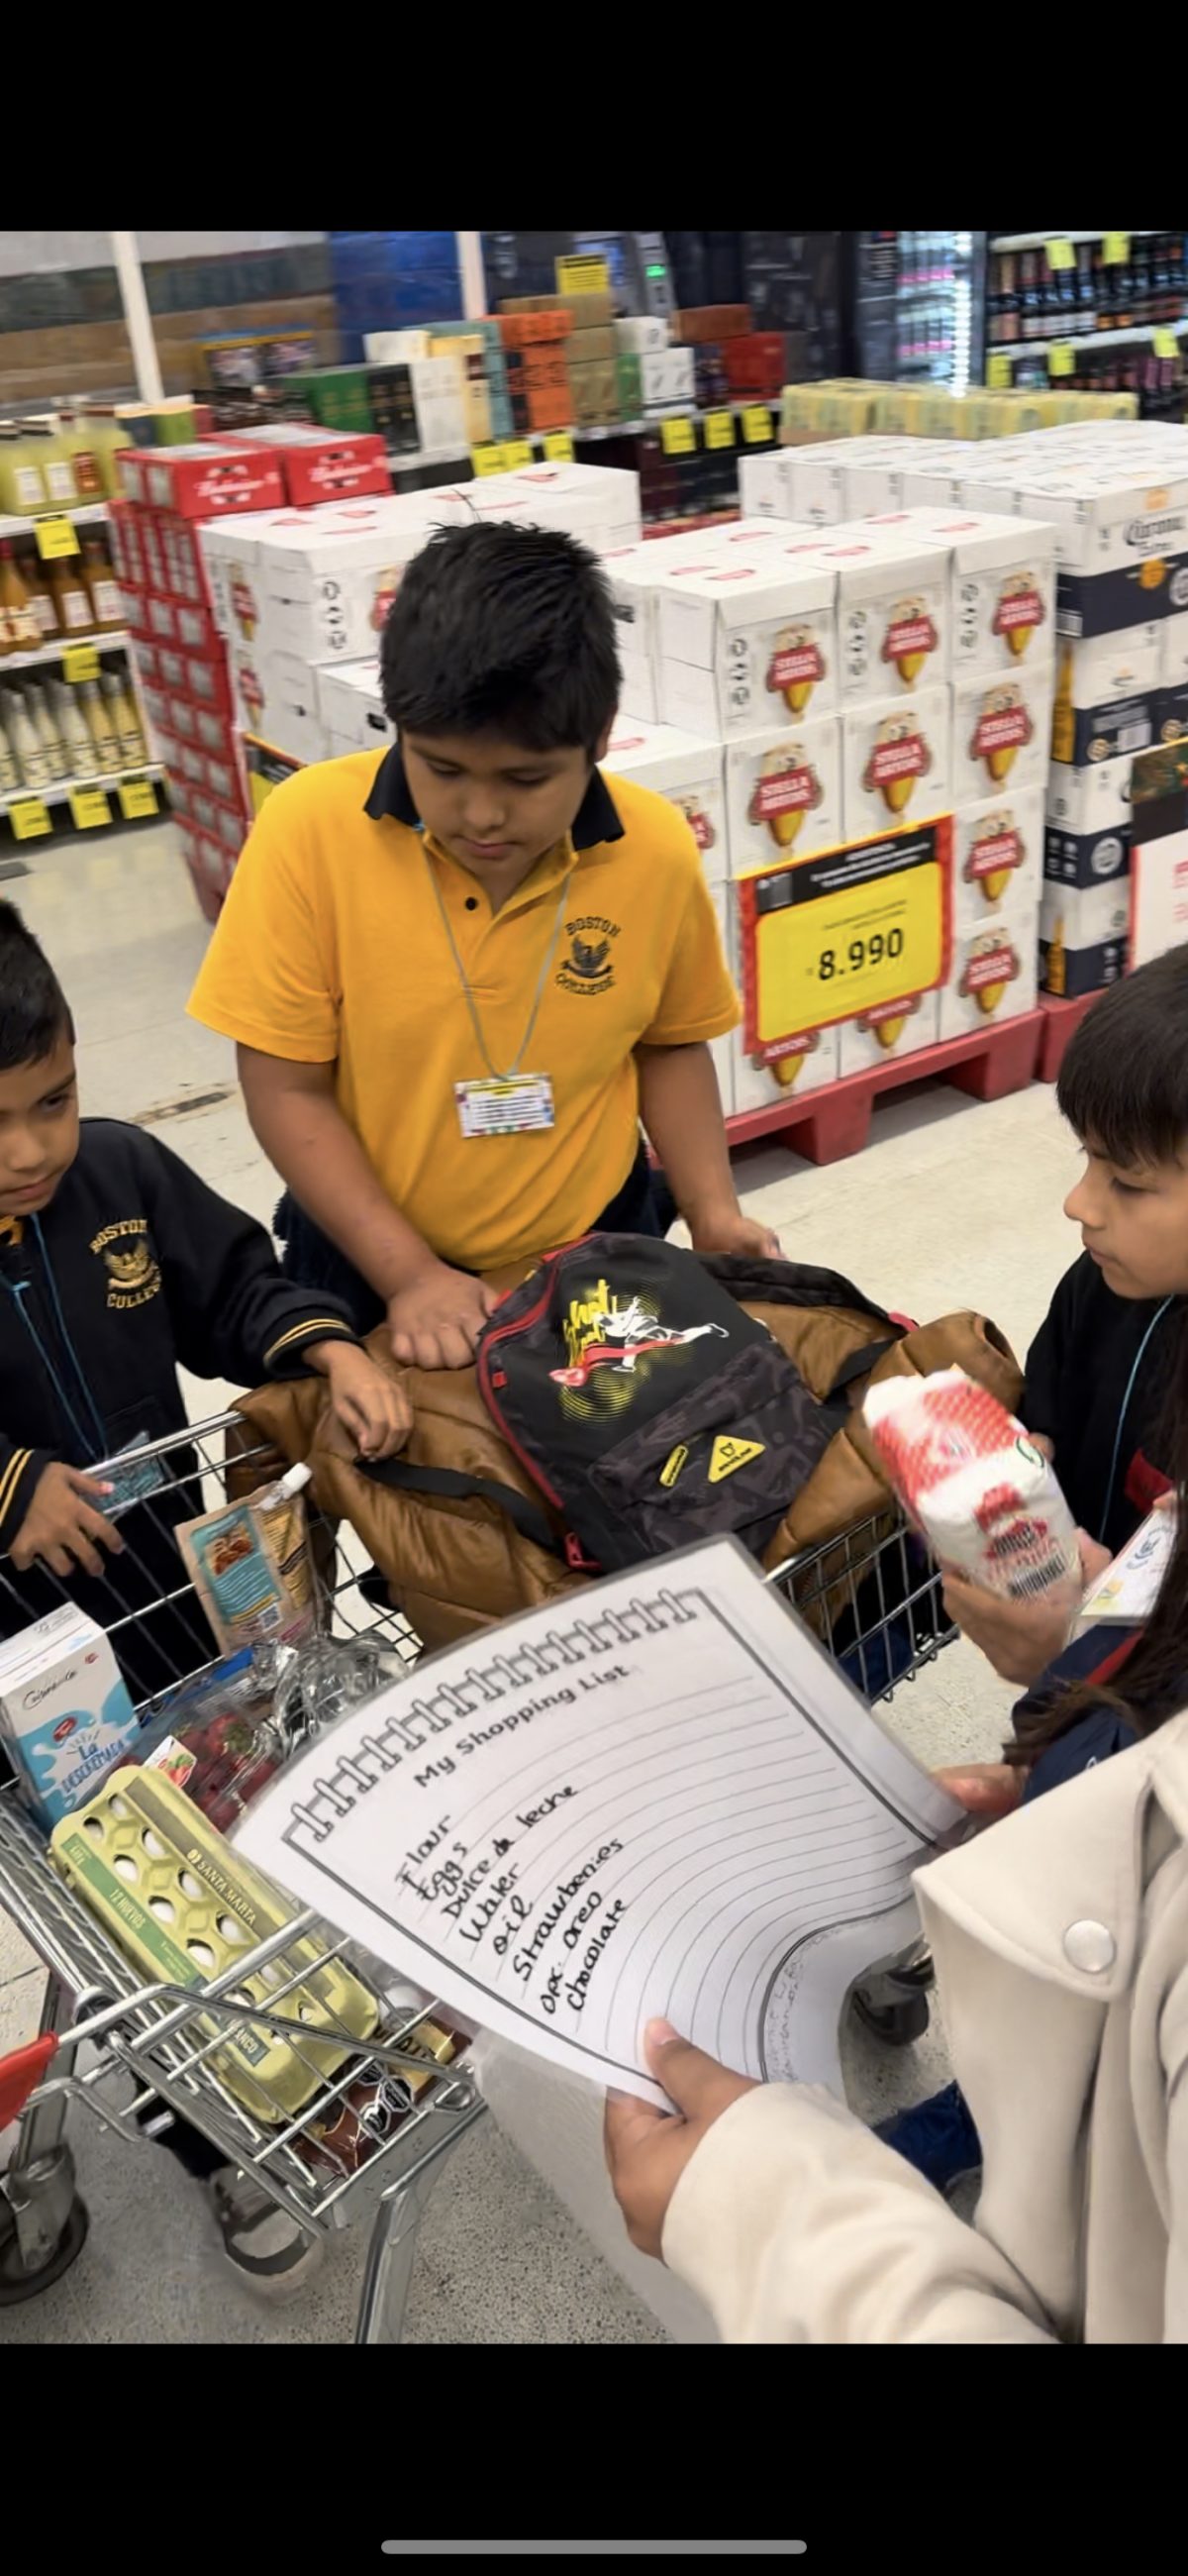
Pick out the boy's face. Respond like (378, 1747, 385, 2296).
(0, 1035, 80, 1218)
(402, 723, 614, 888)
(1065, 1136, 1188, 1299)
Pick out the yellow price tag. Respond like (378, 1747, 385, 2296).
(704, 409, 736, 450)
(8, 797, 52, 842)
(745, 826, 946, 1042)
(1045, 239, 1076, 270)
(660, 416, 697, 457)
(68, 786, 111, 831)
(986, 353, 1013, 389)
(470, 442, 508, 477)
(117, 775, 158, 821)
(1103, 232, 1130, 265)
(1153, 328, 1179, 360)
(555, 254, 610, 297)
(1048, 344, 1075, 378)
(62, 644, 100, 684)
(543, 432, 574, 463)
(502, 440, 534, 468)
(34, 514, 80, 561)
(742, 406, 773, 446)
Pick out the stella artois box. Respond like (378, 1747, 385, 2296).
(600, 718, 728, 878)
(732, 1022, 842, 1114)
(940, 905, 1040, 1040)
(952, 785, 1043, 930)
(838, 987, 941, 1077)
(726, 715, 842, 876)
(950, 658, 1055, 805)
(813, 527, 950, 704)
(654, 551, 838, 739)
(842, 685, 950, 843)
(864, 507, 1056, 678)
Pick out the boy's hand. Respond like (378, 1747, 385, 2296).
(604, 2018, 756, 2262)
(309, 1341, 411, 1460)
(934, 1759, 1025, 1820)
(687, 1201, 782, 1262)
(11, 1462, 124, 1581)
(941, 1528, 1110, 1687)
(387, 1264, 499, 1373)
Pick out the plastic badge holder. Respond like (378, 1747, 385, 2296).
(50, 1766, 379, 2122)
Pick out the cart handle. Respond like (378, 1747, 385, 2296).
(0, 2033, 57, 2131)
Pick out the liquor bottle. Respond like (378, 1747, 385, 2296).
(1075, 242, 1097, 328)
(999, 253, 1020, 345)
(0, 543, 42, 654)
(48, 552, 94, 638)
(23, 680, 68, 780)
(18, 548, 59, 645)
(50, 677, 96, 773)
(1019, 251, 1043, 341)
(78, 678, 122, 774)
(79, 537, 123, 633)
(0, 698, 20, 792)
(100, 669, 146, 767)
(5, 686, 52, 789)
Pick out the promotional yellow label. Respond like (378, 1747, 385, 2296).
(543, 432, 574, 462)
(658, 1444, 689, 1490)
(470, 442, 508, 477)
(704, 409, 735, 450)
(742, 406, 773, 446)
(1048, 344, 1075, 378)
(1153, 328, 1178, 360)
(556, 255, 610, 297)
(1045, 239, 1076, 270)
(118, 775, 158, 821)
(986, 353, 1013, 389)
(749, 831, 947, 1042)
(503, 439, 534, 468)
(660, 416, 696, 457)
(68, 786, 111, 831)
(1103, 232, 1130, 265)
(708, 1435, 765, 1485)
(9, 797, 51, 841)
(62, 644, 100, 683)
(34, 514, 80, 561)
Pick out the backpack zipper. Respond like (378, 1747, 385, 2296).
(476, 1255, 568, 1512)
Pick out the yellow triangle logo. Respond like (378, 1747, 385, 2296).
(708, 1434, 765, 1484)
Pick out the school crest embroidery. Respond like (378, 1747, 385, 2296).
(91, 1217, 161, 1311)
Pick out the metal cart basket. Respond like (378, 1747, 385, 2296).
(0, 1414, 952, 2339)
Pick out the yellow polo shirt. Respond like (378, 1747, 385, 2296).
(188, 746, 739, 1274)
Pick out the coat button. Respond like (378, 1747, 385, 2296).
(1063, 1918, 1116, 1972)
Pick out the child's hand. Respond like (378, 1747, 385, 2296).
(941, 1527, 1104, 1687)
(933, 1760, 1025, 1820)
(11, 1461, 124, 1580)
(309, 1341, 411, 1460)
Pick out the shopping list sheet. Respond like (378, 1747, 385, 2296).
(239, 1537, 961, 2107)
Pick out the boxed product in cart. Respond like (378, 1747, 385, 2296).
(838, 987, 941, 1078)
(601, 717, 728, 876)
(1040, 876, 1131, 995)
(950, 659, 1054, 805)
(726, 717, 842, 873)
(1044, 753, 1133, 886)
(841, 685, 950, 841)
(940, 904, 1040, 1040)
(0, 1602, 140, 1833)
(733, 1023, 842, 1114)
(656, 553, 838, 739)
(1050, 625, 1163, 766)
(953, 785, 1043, 928)
(819, 529, 949, 705)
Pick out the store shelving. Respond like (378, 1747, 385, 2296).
(1005, 316, 1188, 361)
(1, 630, 131, 676)
(990, 230, 1162, 254)
(383, 398, 779, 477)
(0, 501, 110, 541)
(1, 761, 164, 813)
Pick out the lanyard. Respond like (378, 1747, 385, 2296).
(423, 845, 573, 1082)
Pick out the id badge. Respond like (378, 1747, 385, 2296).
(102, 1430, 169, 1518)
(454, 1073, 555, 1139)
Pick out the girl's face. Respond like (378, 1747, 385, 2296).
(1066, 1137, 1188, 1299)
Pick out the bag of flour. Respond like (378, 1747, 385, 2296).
(863, 1367, 1081, 1602)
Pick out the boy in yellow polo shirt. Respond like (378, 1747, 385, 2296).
(189, 521, 776, 1372)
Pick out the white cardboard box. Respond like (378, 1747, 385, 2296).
(725, 717, 842, 876)
(838, 986, 941, 1078)
(601, 717, 728, 876)
(950, 658, 1055, 806)
(866, 506, 1057, 678)
(732, 1022, 842, 1115)
(940, 905, 1040, 1040)
(952, 784, 1044, 930)
(818, 529, 950, 704)
(656, 553, 838, 738)
(315, 656, 390, 756)
(841, 685, 951, 842)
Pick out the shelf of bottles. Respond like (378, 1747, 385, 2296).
(985, 232, 1188, 414)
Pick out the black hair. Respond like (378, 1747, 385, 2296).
(0, 901, 73, 1069)
(1056, 942, 1188, 1167)
(379, 519, 620, 755)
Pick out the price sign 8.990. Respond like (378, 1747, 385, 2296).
(739, 817, 951, 1047)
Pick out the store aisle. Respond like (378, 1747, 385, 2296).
(2, 822, 1080, 2344)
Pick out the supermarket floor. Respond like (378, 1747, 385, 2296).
(0, 821, 1085, 2346)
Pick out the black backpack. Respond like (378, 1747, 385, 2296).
(466, 1233, 895, 1574)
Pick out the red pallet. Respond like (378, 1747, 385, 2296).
(1036, 988, 1108, 1083)
(726, 1009, 1044, 1167)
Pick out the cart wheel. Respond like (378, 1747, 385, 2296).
(850, 1988, 931, 2048)
(0, 2190, 89, 2306)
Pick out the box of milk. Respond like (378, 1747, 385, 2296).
(0, 1604, 140, 1830)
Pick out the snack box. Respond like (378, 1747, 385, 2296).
(117, 441, 287, 521)
(952, 785, 1044, 929)
(0, 1603, 140, 1832)
(838, 986, 942, 1077)
(725, 716, 842, 875)
(1040, 877, 1131, 994)
(1044, 753, 1133, 887)
(864, 507, 1057, 679)
(841, 685, 950, 842)
(814, 528, 950, 703)
(656, 552, 837, 738)
(1050, 625, 1163, 766)
(940, 905, 1040, 1039)
(315, 656, 390, 758)
(950, 658, 1055, 806)
(601, 717, 727, 876)
(732, 1022, 842, 1115)
(50, 1766, 379, 2121)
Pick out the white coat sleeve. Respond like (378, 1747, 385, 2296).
(662, 2085, 1059, 2344)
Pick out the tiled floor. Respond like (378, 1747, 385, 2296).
(0, 822, 1082, 2343)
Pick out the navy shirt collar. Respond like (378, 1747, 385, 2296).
(363, 743, 625, 851)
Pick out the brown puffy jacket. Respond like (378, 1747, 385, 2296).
(235, 1282, 1022, 1654)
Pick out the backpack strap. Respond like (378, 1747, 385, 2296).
(360, 1456, 565, 1559)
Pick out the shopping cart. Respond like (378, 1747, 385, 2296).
(0, 1414, 954, 2337)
